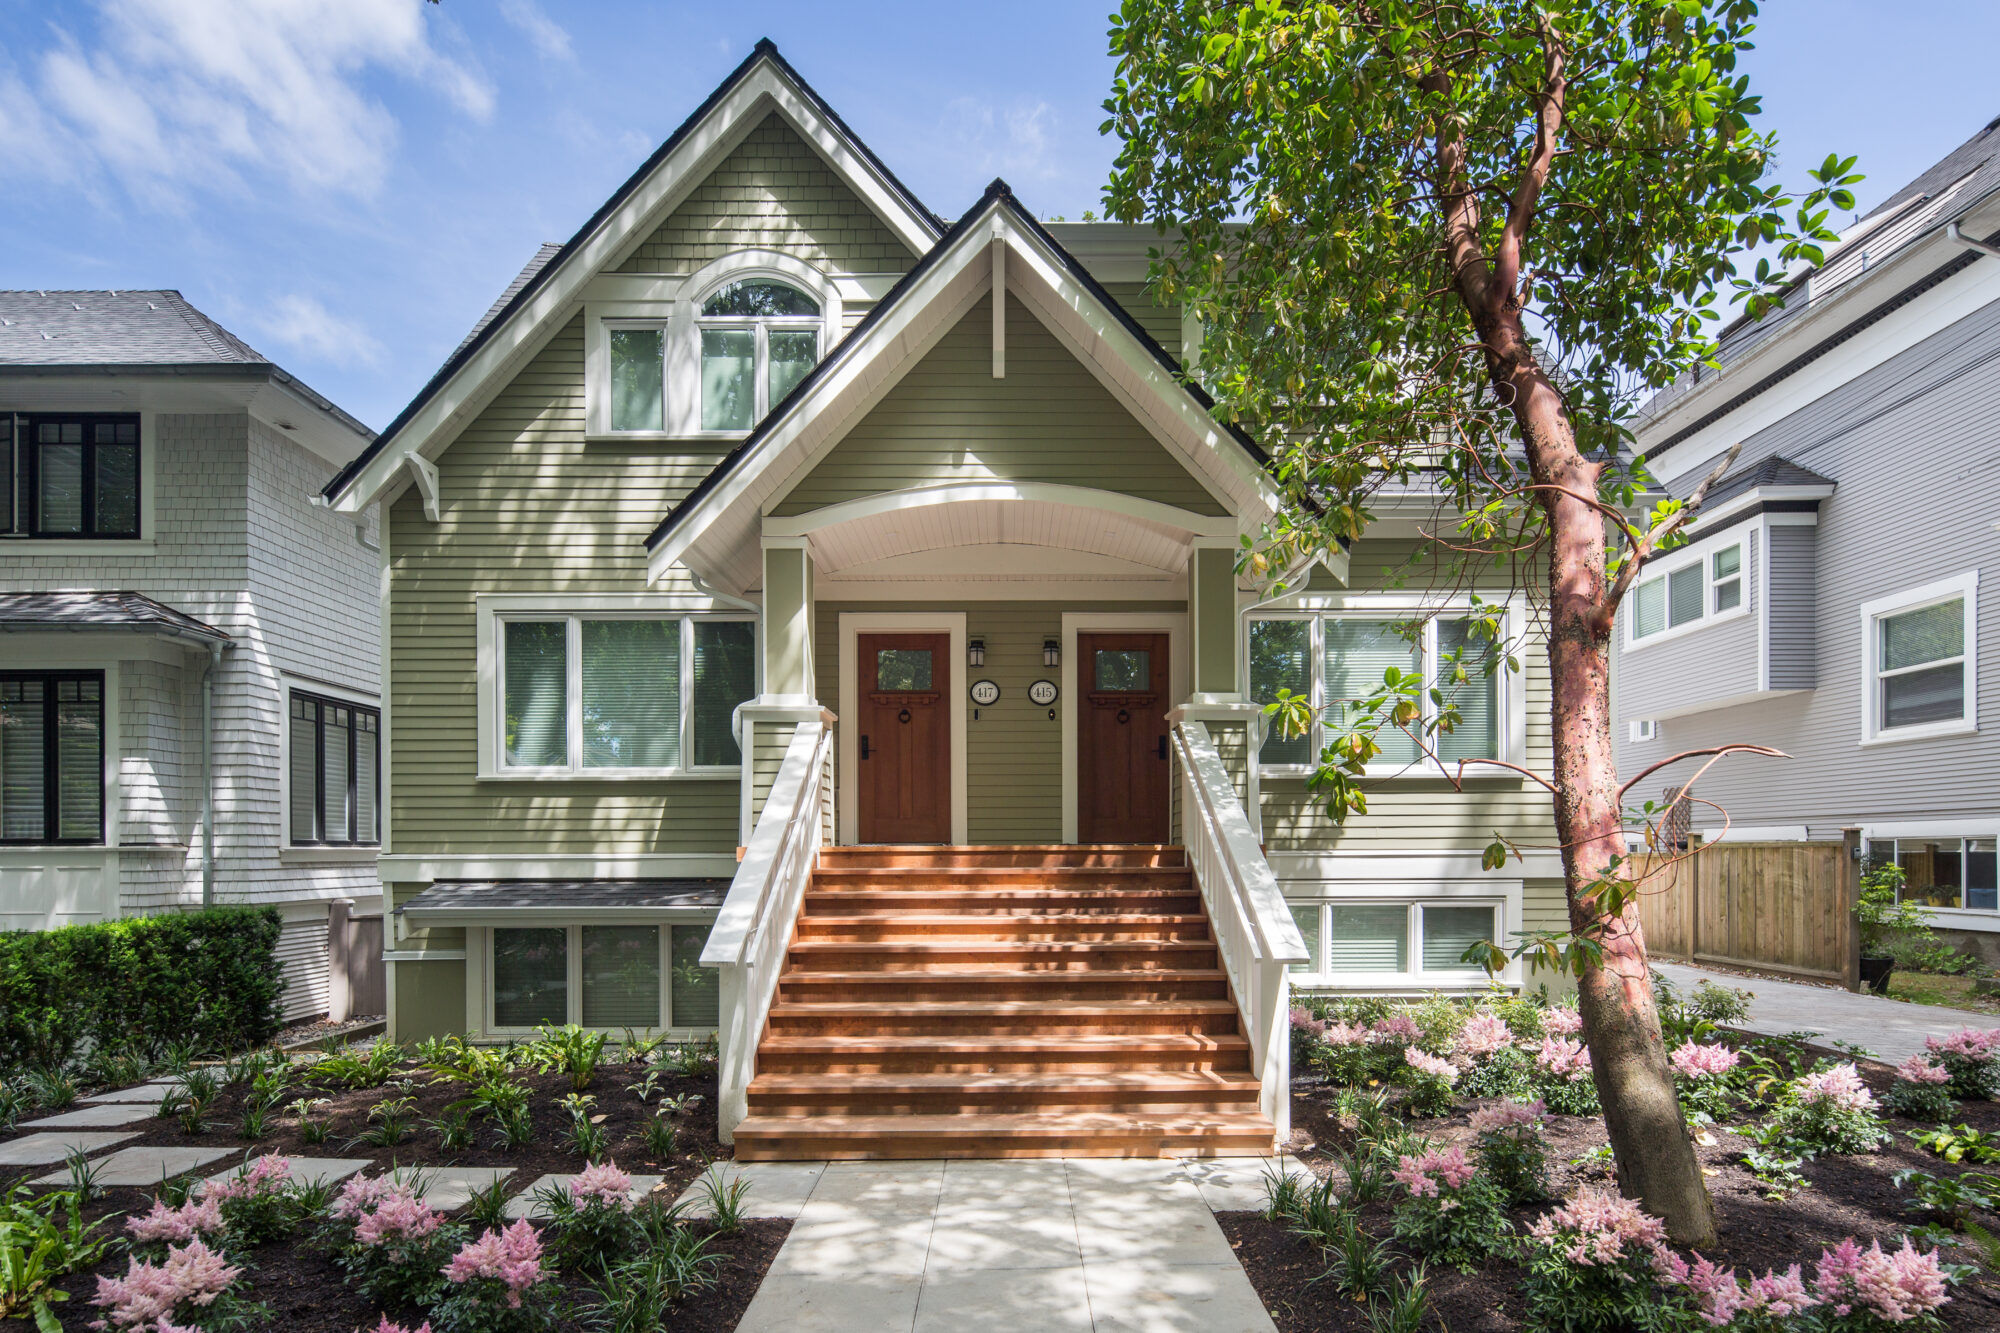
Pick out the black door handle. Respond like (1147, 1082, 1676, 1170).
(860, 734, 871, 760)
(1157, 735, 1168, 761)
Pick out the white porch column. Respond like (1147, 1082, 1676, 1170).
(760, 537, 816, 702)
(1187, 538, 1241, 699)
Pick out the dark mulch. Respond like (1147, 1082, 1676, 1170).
(1230, 1052, 2000, 1332)
(2, 1053, 788, 1332)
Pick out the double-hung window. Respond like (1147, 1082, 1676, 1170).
(489, 922, 719, 1032)
(697, 279, 821, 432)
(1286, 899, 1504, 984)
(1628, 538, 1745, 643)
(1861, 573, 1977, 743)
(500, 615, 756, 773)
(2, 414, 140, 538)
(1248, 613, 1500, 771)
(288, 691, 380, 847)
(0, 671, 104, 845)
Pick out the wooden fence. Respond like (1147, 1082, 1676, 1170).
(1631, 834, 1861, 989)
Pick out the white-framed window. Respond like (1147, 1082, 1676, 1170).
(287, 688, 380, 847)
(605, 322, 667, 432)
(1247, 612, 1502, 772)
(1866, 835, 1999, 913)
(694, 278, 821, 432)
(493, 613, 755, 776)
(1859, 570, 1978, 745)
(1286, 897, 1506, 986)
(1627, 536, 1747, 645)
(484, 922, 718, 1034)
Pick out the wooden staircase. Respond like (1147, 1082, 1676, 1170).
(732, 844, 1277, 1160)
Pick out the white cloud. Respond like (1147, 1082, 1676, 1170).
(943, 96, 1059, 182)
(253, 294, 385, 368)
(498, 0, 573, 63)
(0, 0, 494, 203)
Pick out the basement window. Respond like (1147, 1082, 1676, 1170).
(1285, 899, 1503, 987)
(487, 923, 719, 1032)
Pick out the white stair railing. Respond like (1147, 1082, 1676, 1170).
(1171, 718, 1308, 1139)
(703, 713, 835, 1143)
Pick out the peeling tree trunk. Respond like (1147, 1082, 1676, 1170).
(1487, 321, 1719, 1249)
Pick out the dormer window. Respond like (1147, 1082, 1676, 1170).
(697, 279, 820, 432)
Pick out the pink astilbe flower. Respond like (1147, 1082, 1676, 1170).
(1895, 1054, 1953, 1086)
(373, 1321, 434, 1333)
(1468, 1098, 1545, 1135)
(1369, 1013, 1423, 1046)
(354, 1192, 444, 1247)
(1796, 1063, 1879, 1113)
(1669, 1041, 1741, 1080)
(89, 1236, 241, 1331)
(1527, 1186, 1672, 1275)
(1403, 1048, 1460, 1085)
(332, 1174, 402, 1221)
(1925, 1027, 2000, 1061)
(205, 1153, 290, 1201)
(1745, 1264, 1819, 1317)
(1543, 1006, 1584, 1035)
(1674, 1255, 1756, 1328)
(444, 1220, 546, 1309)
(1536, 1036, 1592, 1080)
(1322, 1020, 1371, 1047)
(1814, 1237, 1951, 1322)
(1455, 1013, 1514, 1059)
(1290, 1006, 1328, 1039)
(1391, 1146, 1477, 1199)
(125, 1195, 223, 1245)
(568, 1160, 635, 1210)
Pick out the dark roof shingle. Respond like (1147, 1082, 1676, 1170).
(0, 290, 268, 366)
(0, 591, 230, 643)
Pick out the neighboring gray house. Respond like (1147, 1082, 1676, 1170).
(1614, 114, 2000, 947)
(0, 291, 383, 1017)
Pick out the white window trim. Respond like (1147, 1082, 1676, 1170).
(1858, 569, 1978, 746)
(278, 673, 382, 852)
(1283, 882, 1522, 991)
(467, 921, 720, 1040)
(583, 251, 840, 441)
(474, 593, 757, 780)
(1245, 601, 1523, 780)
(1623, 531, 1751, 652)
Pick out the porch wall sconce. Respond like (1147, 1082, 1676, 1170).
(968, 638, 986, 668)
(1043, 639, 1061, 668)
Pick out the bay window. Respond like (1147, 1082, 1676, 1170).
(498, 614, 755, 773)
(288, 690, 380, 846)
(1628, 538, 1746, 643)
(1249, 613, 1499, 771)
(1286, 898, 1503, 984)
(0, 671, 103, 845)
(488, 922, 719, 1032)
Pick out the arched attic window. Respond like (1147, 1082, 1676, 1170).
(698, 278, 822, 431)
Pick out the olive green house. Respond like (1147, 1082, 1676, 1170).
(320, 43, 1564, 1155)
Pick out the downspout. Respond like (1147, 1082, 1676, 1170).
(1946, 221, 2000, 262)
(200, 641, 222, 907)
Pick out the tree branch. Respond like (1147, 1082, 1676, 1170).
(1494, 12, 1567, 306)
(1617, 743, 1787, 802)
(1602, 440, 1745, 612)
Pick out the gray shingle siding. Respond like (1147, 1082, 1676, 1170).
(1765, 524, 1817, 691)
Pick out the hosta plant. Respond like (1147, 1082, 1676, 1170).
(1388, 1146, 1509, 1271)
(2, 1184, 119, 1331)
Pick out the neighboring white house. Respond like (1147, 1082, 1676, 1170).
(0, 290, 383, 1018)
(1614, 113, 2000, 952)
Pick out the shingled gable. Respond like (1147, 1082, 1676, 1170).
(643, 180, 1282, 593)
(318, 39, 941, 513)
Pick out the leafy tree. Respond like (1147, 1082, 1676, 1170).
(1104, 0, 1854, 1244)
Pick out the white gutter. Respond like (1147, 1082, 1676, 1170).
(200, 641, 224, 907)
(1946, 221, 2000, 262)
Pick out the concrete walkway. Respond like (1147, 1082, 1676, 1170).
(1656, 961, 2000, 1065)
(673, 1156, 1300, 1332)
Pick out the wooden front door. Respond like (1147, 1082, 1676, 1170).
(857, 633, 951, 843)
(1077, 632, 1171, 843)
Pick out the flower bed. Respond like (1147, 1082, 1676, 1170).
(1237, 985, 2000, 1331)
(0, 1029, 783, 1332)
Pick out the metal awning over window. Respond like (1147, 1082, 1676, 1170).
(396, 879, 728, 925)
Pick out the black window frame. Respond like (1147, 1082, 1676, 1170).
(289, 689, 381, 847)
(3, 412, 143, 540)
(0, 670, 107, 846)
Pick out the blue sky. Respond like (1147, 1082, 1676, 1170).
(2, 0, 1996, 433)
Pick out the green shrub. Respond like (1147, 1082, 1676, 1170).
(0, 906, 284, 1074)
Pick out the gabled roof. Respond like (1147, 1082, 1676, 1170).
(642, 180, 1280, 590)
(453, 244, 562, 360)
(321, 39, 942, 507)
(1695, 455, 1836, 508)
(0, 591, 231, 645)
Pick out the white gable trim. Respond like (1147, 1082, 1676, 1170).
(761, 482, 1238, 541)
(326, 54, 935, 515)
(647, 200, 1278, 590)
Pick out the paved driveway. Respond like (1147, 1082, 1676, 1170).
(675, 1156, 1300, 1332)
(1656, 961, 2000, 1065)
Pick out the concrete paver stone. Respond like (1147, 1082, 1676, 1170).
(503, 1172, 665, 1219)
(200, 1156, 373, 1191)
(36, 1145, 235, 1187)
(385, 1165, 514, 1211)
(0, 1132, 138, 1167)
(21, 1103, 160, 1129)
(669, 1161, 827, 1220)
(80, 1085, 178, 1105)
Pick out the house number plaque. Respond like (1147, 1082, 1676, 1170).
(970, 680, 1001, 706)
(1028, 680, 1059, 706)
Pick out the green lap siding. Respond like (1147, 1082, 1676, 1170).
(392, 958, 467, 1044)
(771, 293, 1226, 517)
(1099, 280, 1182, 354)
(387, 315, 737, 856)
(616, 114, 916, 276)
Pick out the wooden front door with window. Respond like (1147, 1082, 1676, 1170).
(857, 633, 951, 843)
(1077, 632, 1170, 843)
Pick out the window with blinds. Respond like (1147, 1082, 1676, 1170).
(487, 922, 722, 1033)
(1287, 900, 1503, 981)
(581, 925, 661, 1027)
(288, 690, 380, 846)
(0, 673, 103, 844)
(1248, 613, 1500, 770)
(1, 414, 140, 538)
(670, 923, 720, 1028)
(499, 615, 755, 772)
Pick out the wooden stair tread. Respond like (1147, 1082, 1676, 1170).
(779, 969, 1227, 983)
(748, 1072, 1259, 1092)
(813, 867, 1191, 880)
(787, 940, 1214, 953)
(770, 999, 1238, 1016)
(734, 1112, 1274, 1137)
(799, 912, 1207, 924)
(757, 1031, 1250, 1051)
